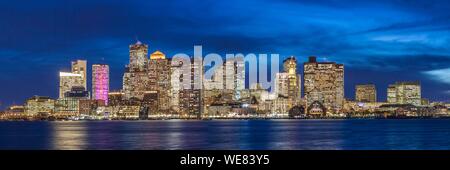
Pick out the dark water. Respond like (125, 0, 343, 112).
(1, 119, 450, 150)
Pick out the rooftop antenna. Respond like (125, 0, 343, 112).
(135, 35, 142, 45)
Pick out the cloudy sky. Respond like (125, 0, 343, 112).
(0, 0, 449, 109)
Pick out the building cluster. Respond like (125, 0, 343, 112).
(1, 41, 449, 120)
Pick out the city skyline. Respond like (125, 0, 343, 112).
(0, 41, 449, 110)
(1, 0, 450, 110)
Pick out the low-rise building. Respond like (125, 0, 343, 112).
(25, 96, 55, 116)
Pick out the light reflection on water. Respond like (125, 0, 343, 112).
(52, 122, 87, 150)
(2, 119, 450, 150)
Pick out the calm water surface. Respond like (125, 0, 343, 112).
(1, 119, 450, 150)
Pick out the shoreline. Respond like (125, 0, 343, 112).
(2, 116, 450, 122)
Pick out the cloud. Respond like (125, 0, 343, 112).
(423, 68, 450, 84)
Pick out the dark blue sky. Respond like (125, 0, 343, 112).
(1, 0, 449, 109)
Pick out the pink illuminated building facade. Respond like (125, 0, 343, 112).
(92, 64, 110, 105)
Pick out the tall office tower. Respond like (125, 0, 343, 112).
(224, 58, 245, 100)
(192, 57, 203, 90)
(224, 60, 235, 90)
(92, 64, 109, 105)
(148, 50, 171, 112)
(59, 72, 84, 98)
(283, 56, 301, 100)
(303, 56, 344, 115)
(170, 61, 183, 111)
(355, 84, 377, 102)
(275, 73, 289, 97)
(71, 60, 87, 89)
(387, 81, 421, 105)
(128, 41, 148, 71)
(177, 59, 203, 117)
(204, 64, 224, 90)
(387, 85, 397, 103)
(123, 41, 149, 100)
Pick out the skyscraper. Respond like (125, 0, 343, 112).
(275, 73, 289, 97)
(303, 56, 344, 115)
(92, 64, 109, 105)
(224, 58, 245, 100)
(355, 84, 377, 103)
(148, 50, 171, 112)
(59, 72, 84, 99)
(123, 41, 149, 100)
(283, 56, 301, 100)
(128, 40, 148, 71)
(177, 59, 203, 117)
(71, 60, 87, 89)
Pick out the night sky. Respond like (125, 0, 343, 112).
(1, 0, 449, 109)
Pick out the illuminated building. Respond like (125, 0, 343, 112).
(275, 73, 289, 97)
(59, 72, 84, 99)
(25, 96, 55, 116)
(179, 89, 202, 117)
(2, 106, 25, 119)
(271, 97, 289, 114)
(108, 91, 124, 106)
(92, 64, 109, 105)
(178, 59, 203, 117)
(355, 84, 377, 102)
(55, 86, 90, 116)
(123, 41, 149, 100)
(71, 60, 87, 89)
(283, 56, 301, 101)
(170, 61, 183, 111)
(387, 85, 397, 103)
(148, 50, 171, 112)
(55, 98, 80, 116)
(224, 58, 245, 100)
(204, 65, 224, 90)
(303, 56, 344, 115)
(387, 81, 421, 106)
(128, 40, 148, 70)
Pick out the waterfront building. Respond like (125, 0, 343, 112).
(24, 96, 55, 116)
(303, 56, 344, 115)
(271, 97, 290, 115)
(207, 103, 233, 117)
(55, 98, 80, 116)
(79, 99, 105, 116)
(2, 105, 25, 119)
(108, 91, 125, 106)
(179, 89, 202, 118)
(355, 84, 377, 103)
(387, 81, 421, 106)
(55, 86, 90, 116)
(92, 64, 109, 105)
